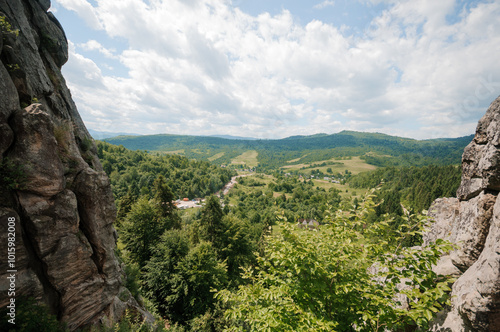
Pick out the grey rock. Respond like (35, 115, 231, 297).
(451, 196, 500, 331)
(0, 0, 148, 329)
(0, 54, 19, 120)
(426, 197, 460, 246)
(9, 104, 65, 196)
(0, 209, 45, 308)
(36, 0, 50, 12)
(457, 98, 500, 200)
(428, 96, 500, 331)
(449, 192, 496, 271)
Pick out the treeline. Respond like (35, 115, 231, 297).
(96, 141, 236, 202)
(349, 165, 462, 214)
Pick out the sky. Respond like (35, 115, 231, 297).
(50, 0, 500, 139)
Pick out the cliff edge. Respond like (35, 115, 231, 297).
(426, 96, 500, 331)
(0, 0, 145, 329)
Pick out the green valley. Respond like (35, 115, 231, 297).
(93, 131, 466, 331)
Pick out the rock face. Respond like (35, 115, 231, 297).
(0, 1, 147, 329)
(426, 96, 500, 331)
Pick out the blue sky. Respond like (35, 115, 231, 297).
(50, 0, 500, 139)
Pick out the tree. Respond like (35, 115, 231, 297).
(120, 197, 168, 268)
(198, 195, 224, 246)
(143, 234, 227, 325)
(218, 214, 257, 282)
(153, 175, 177, 218)
(142, 230, 190, 321)
(116, 186, 138, 225)
(218, 193, 454, 331)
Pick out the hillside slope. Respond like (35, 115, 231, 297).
(105, 131, 473, 169)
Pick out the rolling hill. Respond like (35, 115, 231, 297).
(104, 131, 473, 171)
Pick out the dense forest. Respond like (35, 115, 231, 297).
(91, 141, 461, 331)
(97, 141, 236, 203)
(348, 165, 462, 214)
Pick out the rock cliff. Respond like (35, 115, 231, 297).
(0, 0, 145, 329)
(426, 96, 500, 331)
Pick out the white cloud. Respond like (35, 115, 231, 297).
(78, 40, 117, 59)
(314, 1, 335, 10)
(54, 0, 102, 29)
(61, 0, 500, 139)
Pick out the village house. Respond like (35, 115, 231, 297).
(296, 219, 320, 230)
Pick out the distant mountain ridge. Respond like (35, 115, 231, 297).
(104, 131, 473, 170)
(88, 129, 141, 139)
(209, 134, 258, 140)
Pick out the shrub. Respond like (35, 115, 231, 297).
(218, 192, 455, 331)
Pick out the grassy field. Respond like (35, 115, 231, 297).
(281, 156, 376, 175)
(157, 149, 185, 155)
(231, 150, 259, 168)
(208, 152, 225, 161)
(225, 173, 365, 204)
(311, 179, 368, 199)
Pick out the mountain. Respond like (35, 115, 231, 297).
(88, 129, 141, 140)
(209, 134, 258, 140)
(104, 131, 474, 170)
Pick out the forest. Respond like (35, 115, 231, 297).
(86, 141, 461, 331)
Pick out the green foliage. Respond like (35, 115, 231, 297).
(153, 175, 179, 221)
(123, 263, 142, 303)
(90, 309, 168, 332)
(134, 195, 260, 329)
(0, 297, 66, 332)
(197, 195, 224, 245)
(80, 136, 93, 152)
(53, 120, 72, 153)
(217, 193, 454, 331)
(143, 232, 227, 325)
(349, 165, 462, 213)
(97, 141, 235, 201)
(0, 15, 19, 37)
(228, 175, 342, 224)
(0, 157, 27, 190)
(6, 63, 20, 72)
(116, 187, 138, 225)
(104, 131, 471, 172)
(100, 141, 461, 330)
(120, 197, 171, 268)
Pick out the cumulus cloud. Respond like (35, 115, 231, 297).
(58, 0, 500, 139)
(54, 0, 102, 29)
(78, 40, 117, 59)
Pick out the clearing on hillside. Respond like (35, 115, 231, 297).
(281, 156, 377, 175)
(231, 150, 259, 168)
(159, 149, 185, 155)
(208, 152, 225, 161)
